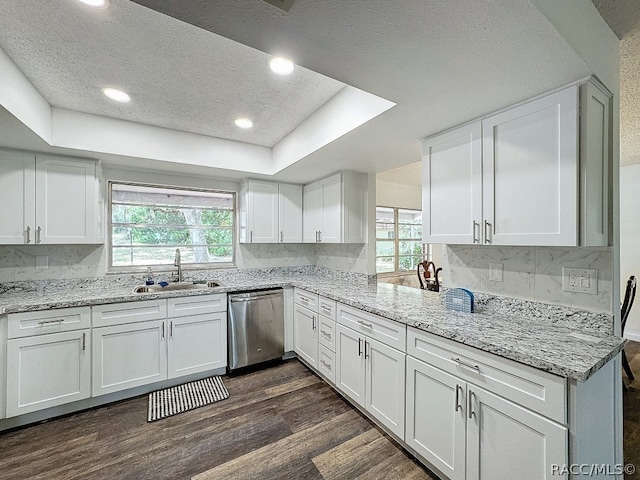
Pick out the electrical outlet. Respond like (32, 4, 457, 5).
(562, 267, 597, 294)
(489, 263, 503, 282)
(36, 255, 49, 270)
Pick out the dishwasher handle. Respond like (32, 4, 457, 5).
(229, 292, 283, 303)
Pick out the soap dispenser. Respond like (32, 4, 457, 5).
(145, 267, 154, 286)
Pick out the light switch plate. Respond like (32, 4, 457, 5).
(562, 267, 597, 295)
(489, 263, 503, 282)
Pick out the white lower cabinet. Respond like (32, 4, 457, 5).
(293, 304, 318, 369)
(335, 323, 405, 438)
(7, 329, 91, 417)
(406, 356, 568, 480)
(168, 312, 226, 379)
(92, 320, 167, 396)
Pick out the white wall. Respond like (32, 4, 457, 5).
(620, 164, 640, 340)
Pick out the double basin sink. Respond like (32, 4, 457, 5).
(132, 280, 225, 294)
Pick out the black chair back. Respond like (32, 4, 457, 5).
(622, 276, 637, 333)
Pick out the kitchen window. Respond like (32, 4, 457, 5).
(109, 182, 235, 269)
(376, 207, 425, 274)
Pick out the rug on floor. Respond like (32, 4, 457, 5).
(148, 376, 229, 422)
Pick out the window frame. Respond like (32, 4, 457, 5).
(375, 206, 425, 276)
(107, 181, 237, 273)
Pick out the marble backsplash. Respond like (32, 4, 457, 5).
(0, 242, 369, 284)
(443, 245, 613, 314)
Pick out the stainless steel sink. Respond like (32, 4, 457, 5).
(132, 280, 224, 294)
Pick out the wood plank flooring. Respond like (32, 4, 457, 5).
(0, 359, 435, 480)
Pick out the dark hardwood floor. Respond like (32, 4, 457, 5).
(0, 360, 435, 480)
(624, 340, 640, 479)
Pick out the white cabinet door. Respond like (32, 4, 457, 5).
(466, 385, 568, 480)
(580, 82, 610, 247)
(482, 87, 578, 246)
(319, 173, 342, 243)
(335, 323, 365, 407)
(6, 329, 91, 417)
(168, 312, 227, 379)
(422, 123, 482, 245)
(279, 183, 303, 243)
(293, 304, 318, 368)
(92, 320, 167, 396)
(247, 180, 279, 243)
(365, 337, 406, 438)
(303, 181, 321, 243)
(0, 150, 35, 244)
(406, 357, 466, 480)
(35, 155, 98, 244)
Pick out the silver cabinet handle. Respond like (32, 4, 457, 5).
(483, 221, 492, 244)
(320, 329, 332, 338)
(318, 231, 322, 242)
(358, 337, 362, 356)
(364, 340, 369, 359)
(357, 320, 373, 329)
(170, 321, 173, 339)
(321, 305, 332, 313)
(312, 315, 316, 330)
(280, 231, 283, 243)
(455, 385, 462, 412)
(36, 226, 42, 244)
(315, 230, 319, 243)
(452, 357, 481, 372)
(38, 319, 64, 326)
(320, 359, 331, 370)
(82, 332, 86, 352)
(250, 230, 253, 243)
(472, 221, 479, 244)
(468, 390, 476, 419)
(161, 321, 165, 339)
(300, 296, 309, 304)
(26, 226, 31, 244)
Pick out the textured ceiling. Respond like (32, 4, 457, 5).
(591, 0, 640, 166)
(592, 0, 640, 39)
(0, 0, 344, 147)
(0, 0, 596, 182)
(377, 162, 422, 187)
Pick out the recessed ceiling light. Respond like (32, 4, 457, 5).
(102, 88, 131, 103)
(234, 118, 253, 129)
(269, 56, 294, 76)
(77, 0, 110, 8)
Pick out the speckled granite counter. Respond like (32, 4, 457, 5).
(0, 271, 624, 382)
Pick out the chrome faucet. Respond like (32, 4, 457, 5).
(173, 248, 183, 283)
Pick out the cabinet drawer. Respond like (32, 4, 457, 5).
(294, 289, 319, 311)
(337, 304, 406, 352)
(168, 294, 226, 317)
(319, 297, 337, 320)
(8, 307, 91, 339)
(407, 326, 567, 424)
(319, 316, 336, 352)
(92, 300, 167, 328)
(319, 345, 336, 384)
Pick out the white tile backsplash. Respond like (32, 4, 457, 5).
(443, 245, 613, 313)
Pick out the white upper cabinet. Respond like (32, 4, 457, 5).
(240, 179, 302, 243)
(0, 151, 35, 244)
(303, 171, 367, 244)
(422, 123, 482, 245)
(482, 87, 578, 246)
(422, 80, 611, 247)
(0, 150, 100, 245)
(278, 183, 303, 243)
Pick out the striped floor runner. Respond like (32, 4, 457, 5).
(148, 376, 229, 422)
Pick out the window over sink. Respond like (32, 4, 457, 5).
(109, 182, 235, 270)
(375, 207, 426, 274)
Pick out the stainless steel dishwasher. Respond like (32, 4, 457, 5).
(228, 289, 284, 370)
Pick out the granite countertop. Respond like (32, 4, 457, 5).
(0, 273, 625, 382)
